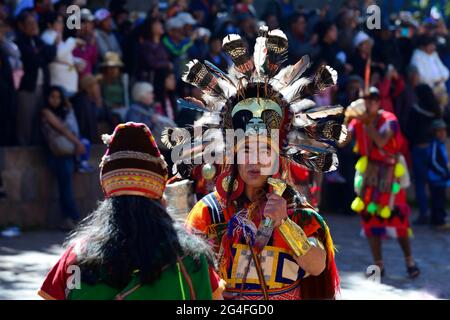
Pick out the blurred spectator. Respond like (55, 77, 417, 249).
(167, 0, 189, 18)
(155, 71, 178, 122)
(410, 36, 449, 111)
(41, 86, 84, 230)
(395, 65, 420, 133)
(336, 7, 359, 55)
(349, 31, 374, 79)
(262, 12, 279, 31)
(94, 8, 122, 61)
(162, 16, 193, 79)
(427, 119, 450, 229)
(205, 36, 230, 71)
(236, 12, 257, 48)
(315, 21, 349, 75)
(99, 51, 128, 124)
(136, 18, 172, 85)
(372, 23, 404, 74)
(0, 18, 23, 89)
(286, 13, 317, 64)
(73, 8, 99, 78)
(0, 18, 16, 146)
(72, 74, 104, 143)
(234, 0, 257, 18)
(126, 82, 176, 154)
(405, 83, 441, 225)
(371, 65, 405, 114)
(178, 12, 210, 60)
(15, 9, 56, 145)
(41, 12, 80, 97)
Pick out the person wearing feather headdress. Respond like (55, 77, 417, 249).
(343, 88, 420, 279)
(162, 26, 344, 300)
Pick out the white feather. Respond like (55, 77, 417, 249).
(326, 153, 339, 172)
(338, 125, 348, 144)
(280, 77, 310, 103)
(293, 114, 314, 127)
(289, 99, 316, 114)
(325, 65, 338, 85)
(181, 59, 199, 83)
(268, 29, 287, 40)
(253, 26, 268, 78)
(222, 34, 241, 47)
(270, 55, 310, 91)
(217, 78, 237, 99)
(306, 106, 344, 120)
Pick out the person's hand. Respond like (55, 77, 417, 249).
(75, 141, 86, 155)
(263, 193, 288, 228)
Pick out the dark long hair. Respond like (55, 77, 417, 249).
(65, 196, 215, 289)
(43, 86, 69, 120)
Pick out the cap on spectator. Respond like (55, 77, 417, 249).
(133, 82, 154, 102)
(81, 8, 95, 22)
(166, 16, 184, 30)
(361, 86, 380, 99)
(177, 12, 197, 26)
(353, 31, 373, 48)
(95, 8, 111, 22)
(431, 119, 447, 130)
(100, 52, 124, 68)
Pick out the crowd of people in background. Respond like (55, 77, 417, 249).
(0, 0, 449, 229)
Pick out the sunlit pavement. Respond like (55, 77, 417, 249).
(0, 212, 449, 300)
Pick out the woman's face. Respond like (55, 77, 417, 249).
(48, 90, 62, 109)
(237, 140, 277, 189)
(165, 74, 176, 91)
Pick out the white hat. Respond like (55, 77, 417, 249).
(132, 82, 154, 102)
(81, 8, 95, 22)
(177, 12, 197, 26)
(353, 31, 373, 48)
(94, 8, 111, 22)
(166, 16, 184, 30)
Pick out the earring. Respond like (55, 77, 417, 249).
(216, 170, 244, 201)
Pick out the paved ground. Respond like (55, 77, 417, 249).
(0, 212, 449, 300)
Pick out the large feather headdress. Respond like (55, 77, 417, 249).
(162, 26, 347, 177)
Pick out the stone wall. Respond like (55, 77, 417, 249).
(0, 146, 105, 229)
